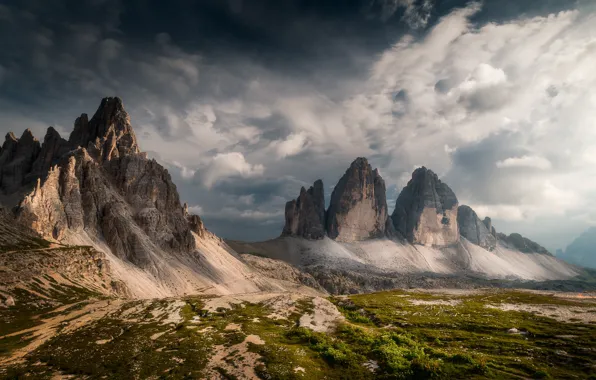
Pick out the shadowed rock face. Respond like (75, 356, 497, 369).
(0, 130, 41, 194)
(282, 180, 326, 240)
(4, 97, 205, 270)
(391, 167, 459, 247)
(497, 232, 552, 255)
(482, 217, 497, 237)
(326, 157, 388, 241)
(69, 97, 140, 161)
(457, 205, 497, 251)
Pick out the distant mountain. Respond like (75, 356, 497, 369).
(559, 227, 596, 269)
(229, 159, 578, 294)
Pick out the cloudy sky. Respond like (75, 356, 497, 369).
(1, 0, 596, 252)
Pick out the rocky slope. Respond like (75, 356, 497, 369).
(281, 157, 390, 242)
(0, 210, 121, 309)
(391, 167, 459, 247)
(497, 232, 552, 255)
(0, 97, 283, 298)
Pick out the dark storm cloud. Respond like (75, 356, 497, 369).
(1, 0, 594, 246)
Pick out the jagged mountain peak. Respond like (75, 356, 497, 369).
(19, 128, 37, 142)
(4, 131, 17, 142)
(282, 179, 326, 240)
(69, 96, 139, 161)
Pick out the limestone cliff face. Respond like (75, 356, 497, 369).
(391, 167, 459, 247)
(457, 205, 497, 251)
(326, 158, 388, 241)
(282, 180, 326, 240)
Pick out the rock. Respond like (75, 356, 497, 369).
(0, 130, 41, 194)
(282, 180, 326, 240)
(498, 232, 552, 255)
(30, 127, 70, 179)
(391, 167, 459, 247)
(69, 96, 140, 161)
(457, 205, 497, 251)
(482, 217, 497, 237)
(326, 158, 389, 241)
(4, 296, 15, 307)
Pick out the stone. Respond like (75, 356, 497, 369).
(30, 127, 70, 179)
(282, 180, 326, 240)
(391, 167, 459, 247)
(0, 130, 41, 194)
(326, 158, 388, 241)
(4, 296, 15, 307)
(482, 217, 497, 237)
(497, 232, 552, 255)
(457, 205, 497, 251)
(69, 96, 140, 161)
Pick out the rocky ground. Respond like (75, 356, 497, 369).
(0, 288, 595, 379)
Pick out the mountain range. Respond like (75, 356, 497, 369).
(558, 228, 596, 269)
(0, 97, 588, 300)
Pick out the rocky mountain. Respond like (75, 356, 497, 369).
(391, 167, 459, 247)
(230, 161, 583, 295)
(457, 205, 497, 251)
(282, 180, 326, 239)
(558, 227, 596, 268)
(280, 157, 390, 242)
(326, 157, 389, 241)
(0, 97, 283, 298)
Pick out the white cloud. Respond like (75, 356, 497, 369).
(202, 152, 265, 188)
(269, 132, 310, 158)
(496, 155, 552, 170)
(170, 161, 196, 179)
(187, 205, 203, 215)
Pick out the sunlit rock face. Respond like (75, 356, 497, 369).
(326, 157, 389, 242)
(391, 167, 459, 247)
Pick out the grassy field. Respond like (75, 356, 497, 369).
(1, 289, 595, 379)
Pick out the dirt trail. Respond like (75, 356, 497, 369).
(0, 299, 125, 365)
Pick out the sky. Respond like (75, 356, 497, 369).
(1, 0, 596, 252)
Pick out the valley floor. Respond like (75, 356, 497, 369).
(1, 288, 595, 379)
